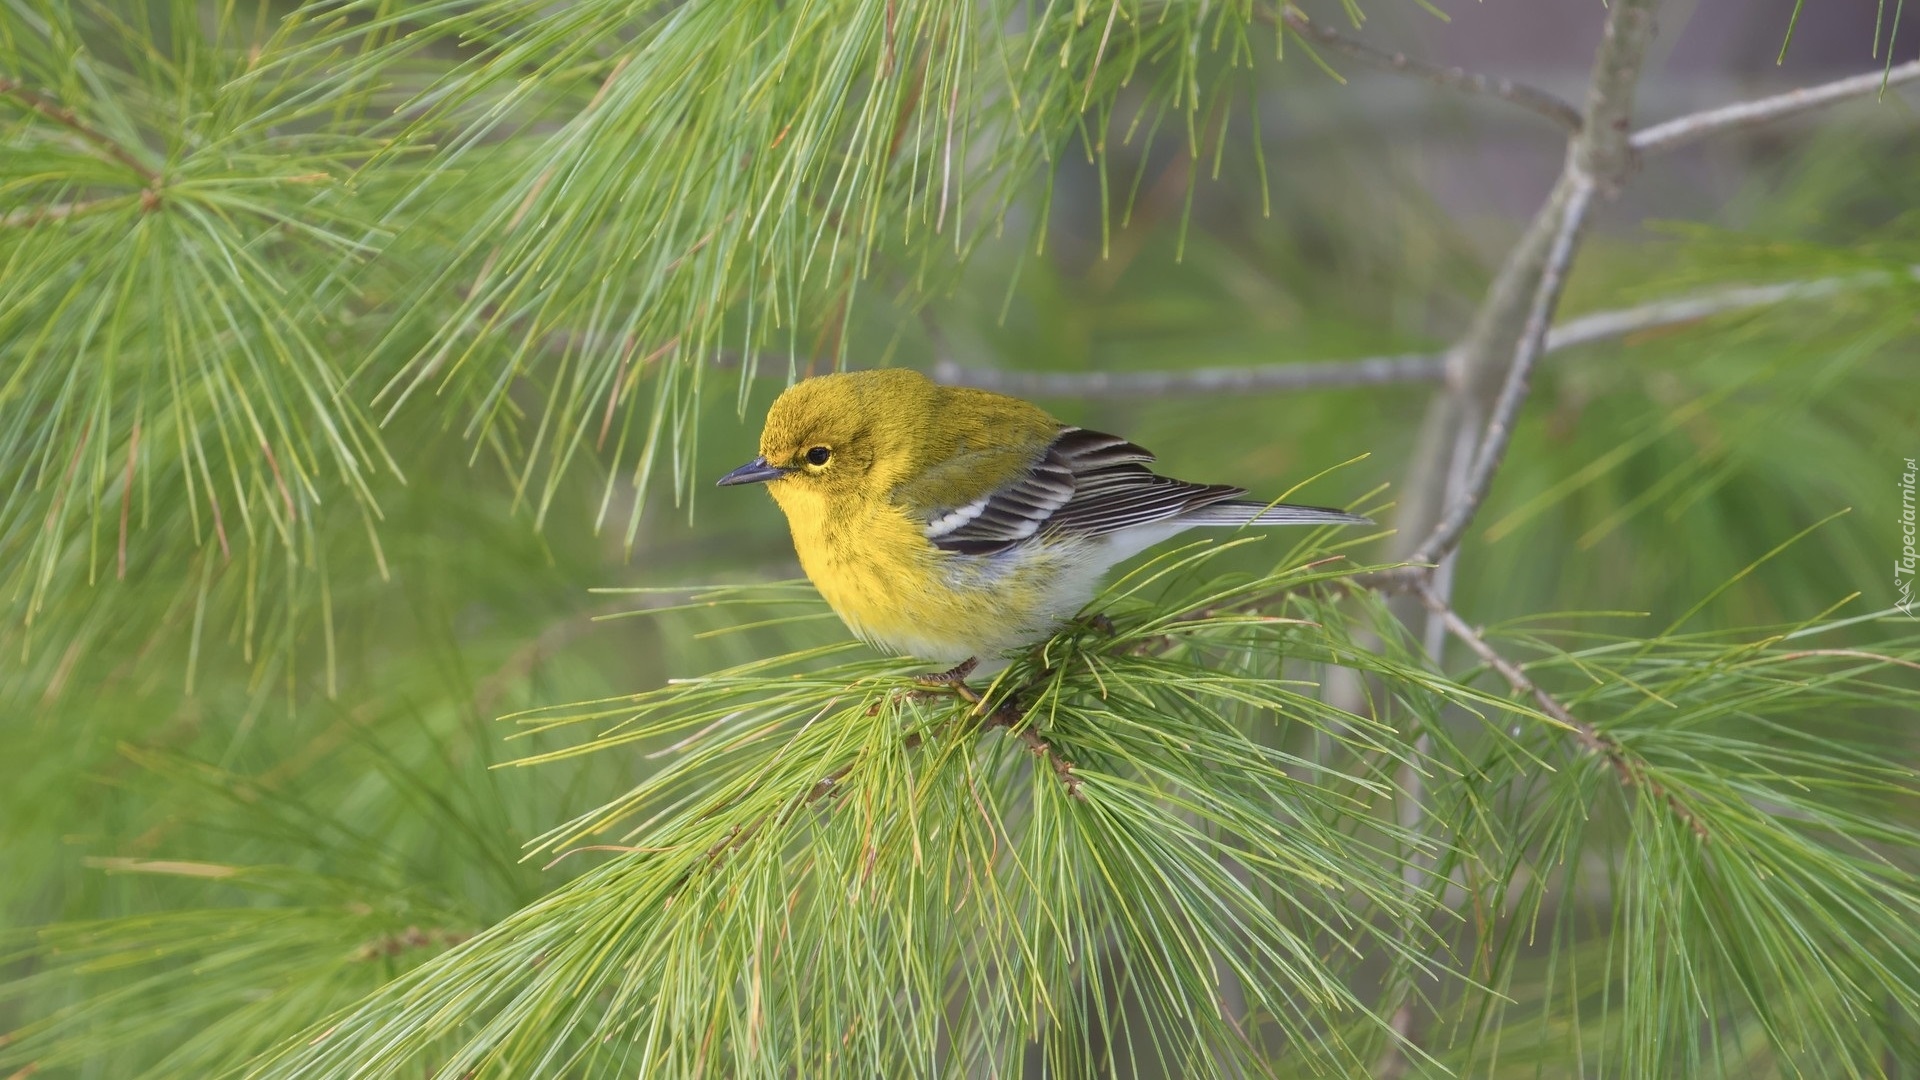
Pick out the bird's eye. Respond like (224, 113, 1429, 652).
(805, 446, 832, 467)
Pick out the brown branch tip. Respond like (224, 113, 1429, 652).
(352, 926, 473, 962)
(1, 79, 160, 183)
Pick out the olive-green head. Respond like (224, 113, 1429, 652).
(715, 369, 939, 503)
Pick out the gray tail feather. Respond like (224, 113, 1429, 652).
(1186, 499, 1373, 528)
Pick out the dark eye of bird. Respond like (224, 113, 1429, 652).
(805, 446, 831, 466)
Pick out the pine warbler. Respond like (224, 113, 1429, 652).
(718, 369, 1369, 671)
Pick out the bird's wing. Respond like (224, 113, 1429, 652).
(923, 427, 1245, 556)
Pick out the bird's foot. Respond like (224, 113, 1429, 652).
(915, 656, 979, 686)
(913, 657, 982, 699)
(1078, 612, 1118, 637)
(906, 657, 987, 709)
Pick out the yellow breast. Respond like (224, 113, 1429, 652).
(767, 483, 1071, 663)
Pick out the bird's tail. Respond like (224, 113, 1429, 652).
(1185, 499, 1373, 528)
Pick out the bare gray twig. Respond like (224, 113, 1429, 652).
(931, 352, 1443, 397)
(1410, 176, 1596, 566)
(1543, 269, 1919, 352)
(1633, 59, 1920, 156)
(1275, 6, 1583, 132)
(931, 267, 1920, 399)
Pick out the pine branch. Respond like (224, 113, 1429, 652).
(220, 595, 1448, 1078)
(730, 683, 1082, 873)
(950, 678, 1085, 800)
(690, 675, 1083, 873)
(1, 196, 124, 227)
(0, 78, 160, 184)
(1633, 59, 1920, 155)
(1412, 583, 1710, 840)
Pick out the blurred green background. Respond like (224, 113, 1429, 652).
(3, 0, 1917, 1075)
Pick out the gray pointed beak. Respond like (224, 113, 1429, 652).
(716, 456, 788, 487)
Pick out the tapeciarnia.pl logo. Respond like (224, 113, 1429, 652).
(1900, 457, 1917, 618)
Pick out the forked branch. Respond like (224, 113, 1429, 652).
(1404, 33, 1918, 574)
(1408, 175, 1597, 567)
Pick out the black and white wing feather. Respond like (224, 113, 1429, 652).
(924, 428, 1367, 556)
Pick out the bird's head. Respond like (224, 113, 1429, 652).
(716, 369, 937, 510)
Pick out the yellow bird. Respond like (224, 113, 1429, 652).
(718, 369, 1368, 674)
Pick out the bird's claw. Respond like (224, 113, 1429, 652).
(909, 656, 985, 707)
(915, 656, 978, 686)
(914, 657, 979, 691)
